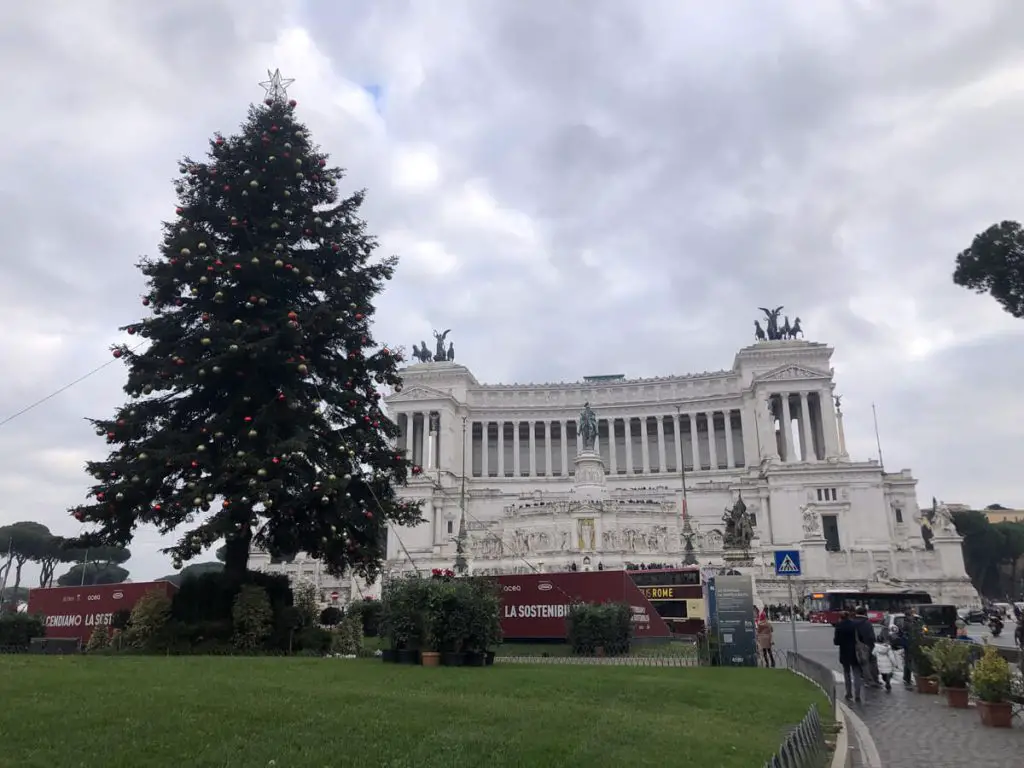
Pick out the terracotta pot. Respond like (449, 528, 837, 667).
(916, 676, 940, 694)
(420, 651, 441, 667)
(977, 700, 1013, 728)
(944, 687, 969, 709)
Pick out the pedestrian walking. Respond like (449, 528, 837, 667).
(756, 616, 775, 668)
(874, 638, 901, 692)
(833, 611, 865, 702)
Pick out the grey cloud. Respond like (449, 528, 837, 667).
(3, 0, 1024, 581)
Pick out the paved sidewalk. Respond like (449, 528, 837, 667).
(839, 679, 1019, 768)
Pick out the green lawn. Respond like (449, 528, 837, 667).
(0, 656, 827, 768)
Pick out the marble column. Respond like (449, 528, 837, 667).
(800, 392, 816, 462)
(656, 416, 667, 473)
(780, 394, 793, 462)
(673, 414, 683, 474)
(640, 417, 651, 473)
(560, 420, 569, 475)
(496, 420, 505, 477)
(724, 410, 735, 468)
(607, 419, 618, 474)
(702, 412, 715, 469)
(528, 421, 537, 476)
(544, 421, 553, 476)
(820, 388, 841, 458)
(688, 413, 701, 470)
(481, 421, 489, 477)
(463, 417, 472, 478)
(513, 421, 521, 477)
(421, 412, 431, 469)
(625, 418, 635, 475)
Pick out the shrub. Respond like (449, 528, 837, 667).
(971, 644, 1013, 703)
(567, 602, 632, 656)
(907, 621, 937, 677)
(331, 615, 364, 655)
(295, 625, 334, 655)
(86, 625, 110, 652)
(232, 584, 273, 651)
(0, 614, 44, 651)
(292, 580, 319, 629)
(924, 638, 973, 688)
(348, 598, 382, 637)
(464, 578, 502, 652)
(110, 610, 131, 631)
(123, 589, 173, 651)
(380, 575, 429, 650)
(319, 606, 343, 627)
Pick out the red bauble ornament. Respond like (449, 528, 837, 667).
(244, 416, 252, 422)
(96, 492, 105, 501)
(272, 457, 280, 464)
(318, 159, 326, 167)
(223, 184, 231, 192)
(355, 313, 364, 320)
(215, 137, 224, 146)
(112, 349, 123, 358)
(331, 243, 340, 252)
(277, 393, 286, 401)
(412, 465, 422, 475)
(175, 207, 183, 215)
(234, 263, 242, 270)
(73, 510, 84, 522)
(270, 124, 279, 132)
(191, 460, 199, 468)
(364, 510, 373, 519)
(142, 298, 150, 306)
(265, 98, 273, 106)
(106, 432, 115, 440)
(153, 504, 162, 512)
(288, 99, 297, 108)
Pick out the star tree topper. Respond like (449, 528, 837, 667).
(259, 68, 295, 103)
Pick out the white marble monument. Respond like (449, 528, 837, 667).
(375, 337, 976, 605)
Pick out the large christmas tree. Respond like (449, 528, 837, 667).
(70, 71, 422, 582)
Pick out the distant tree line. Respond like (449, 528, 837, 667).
(952, 507, 1024, 600)
(0, 521, 131, 602)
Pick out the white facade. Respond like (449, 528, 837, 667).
(382, 339, 976, 605)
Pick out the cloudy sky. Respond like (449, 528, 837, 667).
(2, 0, 1023, 583)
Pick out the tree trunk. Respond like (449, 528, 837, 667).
(13, 559, 24, 593)
(222, 525, 252, 583)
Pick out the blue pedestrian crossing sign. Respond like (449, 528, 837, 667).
(774, 550, 802, 576)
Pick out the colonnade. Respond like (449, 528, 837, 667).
(396, 389, 837, 478)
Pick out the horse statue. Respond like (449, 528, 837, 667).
(788, 317, 803, 339)
(410, 341, 432, 363)
(578, 402, 599, 451)
(754, 320, 766, 341)
(780, 316, 792, 339)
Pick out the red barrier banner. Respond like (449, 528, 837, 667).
(27, 581, 178, 644)
(498, 570, 672, 640)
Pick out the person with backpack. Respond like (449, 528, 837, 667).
(852, 606, 878, 689)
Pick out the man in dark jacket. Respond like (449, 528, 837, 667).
(834, 610, 873, 702)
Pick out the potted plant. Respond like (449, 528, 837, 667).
(435, 580, 468, 667)
(381, 575, 426, 664)
(971, 645, 1013, 727)
(463, 578, 502, 667)
(908, 625, 939, 694)
(924, 638, 972, 708)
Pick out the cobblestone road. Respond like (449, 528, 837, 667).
(844, 681, 1019, 768)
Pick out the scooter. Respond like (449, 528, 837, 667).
(988, 616, 1004, 638)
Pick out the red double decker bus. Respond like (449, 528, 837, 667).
(805, 588, 931, 625)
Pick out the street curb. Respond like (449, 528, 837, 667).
(831, 671, 882, 768)
(829, 703, 849, 768)
(837, 702, 882, 768)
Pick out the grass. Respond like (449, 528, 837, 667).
(0, 656, 827, 768)
(361, 636, 700, 658)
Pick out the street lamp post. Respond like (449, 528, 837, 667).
(675, 406, 697, 565)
